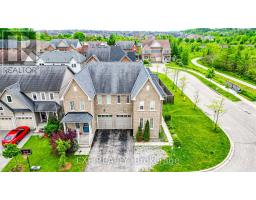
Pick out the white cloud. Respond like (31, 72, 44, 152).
(0, 0, 255, 31)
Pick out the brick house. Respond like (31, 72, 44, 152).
(142, 38, 171, 63)
(46, 39, 82, 51)
(61, 62, 166, 151)
(85, 46, 136, 64)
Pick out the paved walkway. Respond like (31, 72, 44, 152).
(192, 57, 256, 90)
(161, 117, 173, 146)
(151, 65, 256, 171)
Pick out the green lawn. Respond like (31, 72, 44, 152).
(2, 136, 88, 172)
(152, 74, 230, 172)
(166, 63, 240, 102)
(187, 60, 256, 101)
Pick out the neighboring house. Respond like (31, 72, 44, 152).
(0, 66, 74, 130)
(116, 41, 138, 53)
(46, 39, 82, 51)
(142, 38, 171, 63)
(61, 62, 166, 151)
(77, 41, 108, 55)
(85, 46, 136, 63)
(37, 50, 86, 73)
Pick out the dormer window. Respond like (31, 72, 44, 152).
(32, 93, 38, 101)
(6, 95, 12, 103)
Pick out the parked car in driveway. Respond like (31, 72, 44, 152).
(1, 126, 30, 146)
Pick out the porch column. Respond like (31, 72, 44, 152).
(63, 123, 67, 134)
(76, 127, 80, 144)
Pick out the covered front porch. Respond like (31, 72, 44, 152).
(34, 101, 61, 132)
(61, 112, 93, 146)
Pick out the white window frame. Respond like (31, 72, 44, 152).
(97, 95, 102, 104)
(70, 101, 75, 111)
(40, 92, 46, 101)
(139, 101, 144, 111)
(6, 95, 13, 103)
(126, 95, 130, 104)
(80, 101, 85, 111)
(71, 63, 77, 68)
(139, 118, 144, 129)
(117, 95, 121, 104)
(49, 93, 55, 100)
(32, 93, 38, 101)
(150, 118, 154, 129)
(0, 106, 4, 111)
(150, 101, 156, 111)
(106, 95, 111, 104)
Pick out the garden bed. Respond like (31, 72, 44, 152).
(2, 136, 88, 172)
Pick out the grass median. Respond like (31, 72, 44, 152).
(152, 74, 230, 172)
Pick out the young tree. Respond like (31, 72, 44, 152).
(206, 67, 215, 79)
(143, 120, 150, 142)
(2, 144, 20, 168)
(207, 97, 226, 131)
(179, 76, 188, 96)
(56, 139, 71, 168)
(136, 126, 143, 142)
(193, 89, 200, 110)
(181, 48, 189, 65)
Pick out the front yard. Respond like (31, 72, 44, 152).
(2, 136, 88, 172)
(152, 74, 230, 171)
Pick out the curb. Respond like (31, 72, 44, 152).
(200, 130, 234, 172)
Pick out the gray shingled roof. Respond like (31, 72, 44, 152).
(39, 50, 86, 63)
(74, 67, 96, 99)
(76, 62, 166, 99)
(4, 82, 35, 111)
(116, 41, 134, 50)
(61, 112, 93, 123)
(49, 39, 80, 48)
(85, 46, 134, 62)
(0, 65, 71, 93)
(34, 101, 60, 112)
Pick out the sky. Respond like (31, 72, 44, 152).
(0, 0, 256, 31)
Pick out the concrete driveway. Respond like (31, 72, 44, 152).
(86, 130, 134, 172)
(151, 65, 256, 171)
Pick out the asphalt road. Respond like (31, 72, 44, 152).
(151, 65, 256, 171)
(192, 57, 256, 90)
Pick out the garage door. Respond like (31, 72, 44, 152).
(97, 115, 113, 129)
(15, 116, 34, 128)
(116, 115, 132, 129)
(0, 117, 14, 130)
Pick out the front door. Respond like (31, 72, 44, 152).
(83, 123, 89, 134)
(40, 112, 47, 123)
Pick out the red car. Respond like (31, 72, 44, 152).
(1, 126, 30, 146)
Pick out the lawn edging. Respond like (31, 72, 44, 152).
(200, 129, 234, 172)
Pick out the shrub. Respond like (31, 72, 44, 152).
(2, 144, 20, 168)
(164, 114, 171, 122)
(136, 126, 143, 142)
(172, 134, 182, 148)
(143, 120, 150, 142)
(44, 117, 60, 137)
(206, 68, 215, 79)
(56, 139, 71, 168)
(50, 130, 78, 155)
(143, 59, 150, 65)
